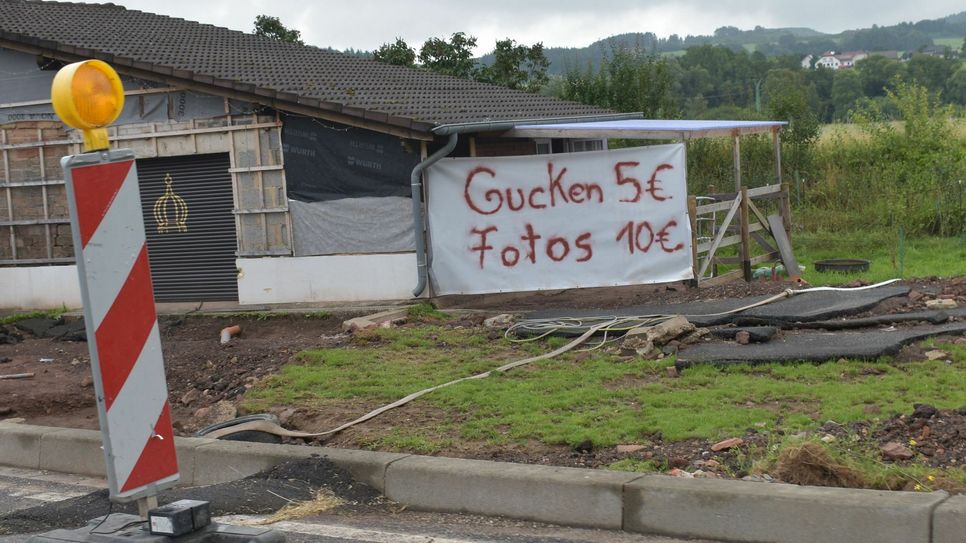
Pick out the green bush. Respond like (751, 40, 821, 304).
(685, 79, 965, 237)
(806, 81, 966, 236)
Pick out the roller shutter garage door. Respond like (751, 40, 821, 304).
(135, 153, 238, 302)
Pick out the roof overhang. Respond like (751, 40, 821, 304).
(503, 119, 787, 140)
(430, 113, 642, 136)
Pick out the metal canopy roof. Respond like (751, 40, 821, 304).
(505, 119, 787, 140)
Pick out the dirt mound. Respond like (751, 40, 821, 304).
(772, 442, 867, 488)
(870, 405, 966, 468)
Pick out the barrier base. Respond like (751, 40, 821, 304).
(27, 514, 285, 543)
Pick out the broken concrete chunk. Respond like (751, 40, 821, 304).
(710, 437, 745, 451)
(925, 299, 958, 309)
(880, 441, 915, 461)
(181, 388, 201, 406)
(342, 308, 409, 333)
(193, 400, 237, 428)
(616, 444, 646, 454)
(924, 350, 949, 361)
(645, 316, 695, 344)
(483, 313, 516, 329)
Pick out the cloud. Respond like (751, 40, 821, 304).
(93, 0, 965, 53)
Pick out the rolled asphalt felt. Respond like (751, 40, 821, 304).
(528, 285, 912, 327)
(0, 421, 963, 543)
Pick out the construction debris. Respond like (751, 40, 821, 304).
(711, 437, 745, 451)
(341, 308, 409, 333)
(925, 350, 949, 361)
(925, 299, 958, 309)
(0, 372, 34, 380)
(622, 316, 695, 357)
(880, 442, 915, 461)
(484, 313, 516, 329)
(219, 325, 242, 345)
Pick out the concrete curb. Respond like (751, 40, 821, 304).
(0, 422, 955, 543)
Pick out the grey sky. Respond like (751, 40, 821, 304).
(90, 1, 964, 53)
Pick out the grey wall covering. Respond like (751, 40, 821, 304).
(0, 47, 252, 124)
(281, 114, 420, 202)
(290, 197, 415, 256)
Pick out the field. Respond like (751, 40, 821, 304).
(933, 37, 965, 49)
(818, 119, 966, 143)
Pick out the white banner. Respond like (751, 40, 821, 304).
(426, 144, 693, 295)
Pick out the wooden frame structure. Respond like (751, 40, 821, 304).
(688, 183, 794, 286)
(0, 95, 292, 266)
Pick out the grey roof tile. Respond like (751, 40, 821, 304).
(0, 0, 612, 131)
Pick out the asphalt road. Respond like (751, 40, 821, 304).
(0, 467, 718, 543)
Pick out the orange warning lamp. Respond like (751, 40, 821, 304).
(51, 60, 125, 152)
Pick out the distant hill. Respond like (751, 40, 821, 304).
(478, 11, 966, 74)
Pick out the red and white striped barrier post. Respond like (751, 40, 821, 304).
(63, 149, 180, 502)
(46, 60, 281, 542)
(51, 59, 179, 509)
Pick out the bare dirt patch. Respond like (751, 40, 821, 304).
(0, 313, 347, 432)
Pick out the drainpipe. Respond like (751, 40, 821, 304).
(411, 132, 458, 297)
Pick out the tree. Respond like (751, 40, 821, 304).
(764, 69, 819, 172)
(477, 39, 550, 92)
(946, 66, 966, 105)
(253, 15, 303, 45)
(373, 38, 416, 67)
(419, 32, 478, 78)
(560, 47, 676, 118)
(856, 55, 902, 97)
(905, 54, 958, 92)
(830, 69, 864, 120)
(805, 67, 835, 122)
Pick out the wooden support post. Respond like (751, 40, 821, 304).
(739, 187, 752, 282)
(252, 115, 268, 249)
(687, 195, 699, 285)
(732, 131, 742, 192)
(137, 495, 158, 519)
(468, 136, 477, 158)
(772, 126, 783, 184)
(1, 129, 16, 261)
(37, 129, 52, 260)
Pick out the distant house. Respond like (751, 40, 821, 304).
(814, 51, 869, 69)
(916, 45, 948, 57)
(0, 1, 618, 309)
(800, 54, 814, 69)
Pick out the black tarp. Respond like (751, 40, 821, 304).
(281, 114, 420, 202)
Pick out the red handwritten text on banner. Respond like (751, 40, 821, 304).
(426, 144, 692, 295)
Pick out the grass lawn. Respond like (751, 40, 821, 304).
(795, 234, 966, 286)
(245, 326, 965, 447)
(244, 232, 965, 491)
